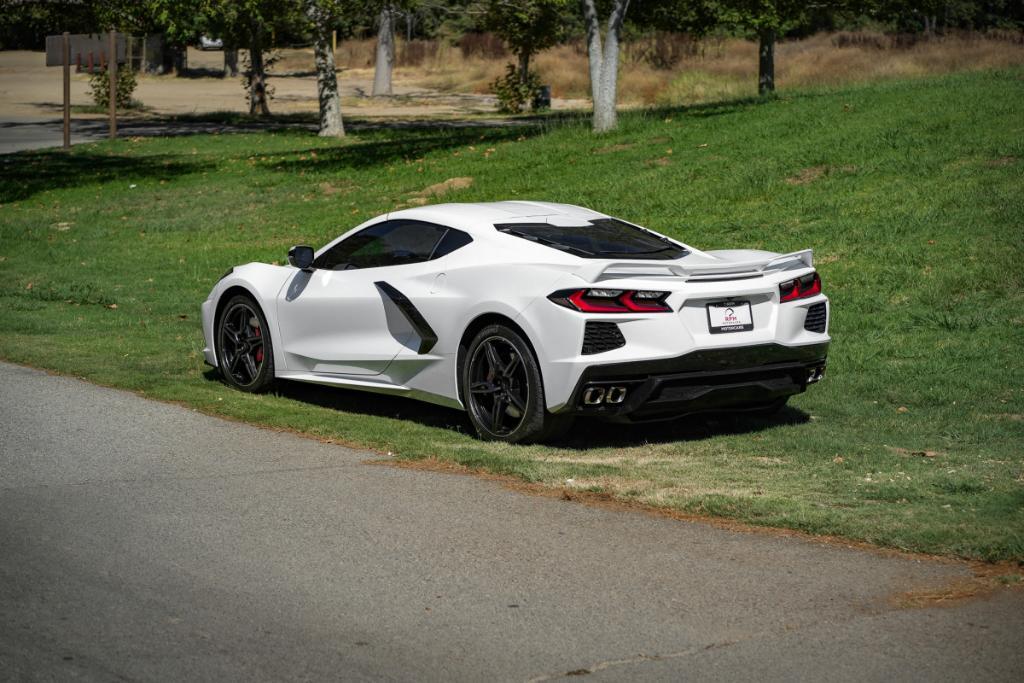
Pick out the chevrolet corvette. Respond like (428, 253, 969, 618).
(202, 201, 830, 442)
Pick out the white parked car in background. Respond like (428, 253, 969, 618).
(198, 36, 223, 50)
(202, 202, 830, 442)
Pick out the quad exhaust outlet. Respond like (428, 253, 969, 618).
(582, 385, 628, 406)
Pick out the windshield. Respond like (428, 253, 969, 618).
(494, 218, 687, 260)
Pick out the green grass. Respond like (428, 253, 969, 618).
(2, 70, 1023, 561)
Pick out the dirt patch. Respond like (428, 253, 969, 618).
(319, 181, 354, 196)
(645, 157, 672, 167)
(885, 446, 944, 458)
(594, 143, 635, 154)
(417, 176, 474, 197)
(401, 176, 474, 207)
(893, 563, 1024, 608)
(786, 165, 829, 185)
(785, 164, 857, 185)
(986, 155, 1018, 167)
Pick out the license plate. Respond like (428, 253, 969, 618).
(706, 301, 753, 334)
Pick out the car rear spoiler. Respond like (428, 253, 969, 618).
(577, 249, 814, 283)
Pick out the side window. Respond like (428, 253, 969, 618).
(429, 228, 473, 259)
(313, 220, 449, 270)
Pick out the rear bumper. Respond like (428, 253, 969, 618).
(564, 342, 829, 421)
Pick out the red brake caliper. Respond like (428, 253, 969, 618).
(254, 326, 264, 363)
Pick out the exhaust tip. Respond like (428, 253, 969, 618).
(583, 387, 606, 405)
(807, 365, 826, 384)
(606, 386, 627, 404)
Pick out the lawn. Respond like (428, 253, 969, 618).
(1, 69, 1022, 561)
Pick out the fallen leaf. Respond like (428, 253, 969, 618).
(897, 406, 909, 413)
(106, 303, 118, 309)
(833, 456, 845, 464)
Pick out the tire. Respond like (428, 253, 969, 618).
(461, 324, 573, 443)
(216, 294, 275, 393)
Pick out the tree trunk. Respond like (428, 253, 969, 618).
(758, 29, 775, 95)
(161, 42, 186, 76)
(372, 5, 394, 96)
(582, 0, 629, 133)
(517, 51, 530, 84)
(224, 48, 239, 78)
(308, 1, 344, 136)
(248, 30, 270, 116)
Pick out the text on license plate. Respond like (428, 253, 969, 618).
(706, 301, 753, 334)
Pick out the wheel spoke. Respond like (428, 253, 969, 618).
(483, 342, 503, 376)
(490, 396, 505, 432)
(242, 353, 258, 382)
(223, 322, 241, 345)
(506, 390, 526, 413)
(228, 351, 242, 372)
(470, 381, 500, 395)
(502, 353, 520, 378)
(245, 335, 263, 346)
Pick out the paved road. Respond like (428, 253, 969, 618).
(1, 361, 1021, 681)
(0, 116, 531, 154)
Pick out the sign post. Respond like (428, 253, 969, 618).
(46, 32, 126, 148)
(108, 30, 117, 139)
(62, 32, 70, 150)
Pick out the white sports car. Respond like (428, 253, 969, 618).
(202, 202, 829, 442)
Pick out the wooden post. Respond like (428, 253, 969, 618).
(62, 32, 70, 150)
(332, 30, 337, 54)
(108, 30, 117, 139)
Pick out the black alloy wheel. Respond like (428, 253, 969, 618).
(217, 295, 274, 392)
(462, 324, 572, 443)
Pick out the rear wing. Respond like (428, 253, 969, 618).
(576, 249, 814, 283)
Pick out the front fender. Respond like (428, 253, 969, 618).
(202, 262, 295, 371)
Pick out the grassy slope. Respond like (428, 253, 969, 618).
(1, 70, 1022, 560)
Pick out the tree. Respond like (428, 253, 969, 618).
(202, 0, 306, 115)
(580, 0, 631, 132)
(305, 0, 345, 135)
(483, 0, 567, 86)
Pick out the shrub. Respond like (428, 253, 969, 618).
(87, 67, 138, 109)
(490, 63, 541, 113)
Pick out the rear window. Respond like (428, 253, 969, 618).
(494, 218, 687, 260)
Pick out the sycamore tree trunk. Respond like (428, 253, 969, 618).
(758, 29, 775, 95)
(248, 29, 270, 115)
(581, 0, 630, 133)
(372, 5, 395, 96)
(307, 0, 344, 136)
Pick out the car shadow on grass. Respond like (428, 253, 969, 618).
(206, 372, 810, 449)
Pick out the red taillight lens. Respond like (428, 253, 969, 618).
(779, 272, 822, 303)
(550, 289, 672, 313)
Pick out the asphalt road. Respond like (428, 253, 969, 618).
(0, 116, 527, 154)
(1, 361, 1021, 681)
(0, 117, 308, 154)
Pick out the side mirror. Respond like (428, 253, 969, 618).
(288, 245, 315, 271)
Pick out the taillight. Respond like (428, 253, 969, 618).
(779, 272, 822, 303)
(549, 288, 672, 313)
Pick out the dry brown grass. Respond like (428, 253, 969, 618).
(303, 31, 1024, 107)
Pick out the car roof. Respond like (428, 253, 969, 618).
(386, 201, 609, 235)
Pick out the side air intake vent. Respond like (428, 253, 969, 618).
(804, 302, 827, 333)
(582, 322, 625, 355)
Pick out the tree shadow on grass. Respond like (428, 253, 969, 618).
(204, 371, 809, 449)
(265, 124, 545, 173)
(0, 147, 211, 203)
